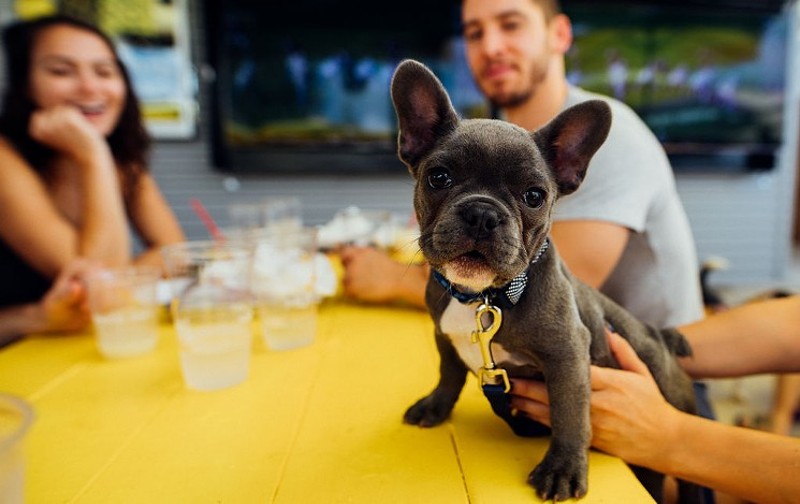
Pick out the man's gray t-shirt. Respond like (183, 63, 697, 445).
(554, 86, 704, 328)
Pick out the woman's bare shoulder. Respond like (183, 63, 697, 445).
(0, 135, 48, 192)
(0, 135, 33, 169)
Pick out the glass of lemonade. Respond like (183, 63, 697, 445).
(88, 265, 161, 358)
(252, 228, 320, 351)
(0, 394, 33, 504)
(228, 196, 302, 234)
(162, 241, 253, 391)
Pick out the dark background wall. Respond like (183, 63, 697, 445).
(0, 0, 796, 287)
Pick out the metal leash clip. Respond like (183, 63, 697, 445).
(471, 298, 510, 393)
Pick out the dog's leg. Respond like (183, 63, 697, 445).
(527, 346, 592, 500)
(404, 334, 469, 427)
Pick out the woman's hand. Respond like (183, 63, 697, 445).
(38, 258, 96, 333)
(29, 105, 109, 163)
(510, 331, 683, 468)
(0, 259, 96, 340)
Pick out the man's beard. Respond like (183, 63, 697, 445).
(489, 88, 533, 109)
(484, 61, 547, 109)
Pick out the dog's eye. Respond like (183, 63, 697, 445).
(427, 168, 453, 189)
(523, 188, 545, 208)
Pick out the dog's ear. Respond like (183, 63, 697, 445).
(533, 100, 612, 196)
(390, 59, 459, 174)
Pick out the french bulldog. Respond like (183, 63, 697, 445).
(392, 59, 702, 503)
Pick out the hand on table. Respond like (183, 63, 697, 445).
(339, 246, 405, 303)
(338, 245, 427, 308)
(39, 259, 96, 333)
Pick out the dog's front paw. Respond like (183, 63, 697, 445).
(403, 394, 453, 427)
(527, 448, 588, 501)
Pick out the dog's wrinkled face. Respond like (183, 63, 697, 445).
(412, 121, 557, 290)
(390, 59, 611, 291)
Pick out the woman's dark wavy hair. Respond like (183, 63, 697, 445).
(0, 14, 151, 195)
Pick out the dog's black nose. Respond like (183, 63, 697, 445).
(461, 202, 502, 239)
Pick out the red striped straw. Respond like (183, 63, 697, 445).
(190, 198, 225, 242)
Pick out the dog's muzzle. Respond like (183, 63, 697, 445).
(457, 197, 507, 240)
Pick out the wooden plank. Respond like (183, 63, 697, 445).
(452, 382, 654, 503)
(73, 309, 330, 503)
(274, 304, 469, 503)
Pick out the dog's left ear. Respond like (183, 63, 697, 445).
(390, 59, 459, 175)
(533, 100, 612, 195)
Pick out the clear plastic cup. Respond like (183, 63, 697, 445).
(0, 394, 34, 504)
(88, 266, 161, 358)
(162, 241, 254, 391)
(251, 228, 320, 351)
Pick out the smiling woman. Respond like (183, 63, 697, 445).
(0, 15, 185, 309)
(29, 26, 126, 136)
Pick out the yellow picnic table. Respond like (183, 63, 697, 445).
(0, 301, 653, 503)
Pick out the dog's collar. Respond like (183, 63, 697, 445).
(433, 239, 549, 308)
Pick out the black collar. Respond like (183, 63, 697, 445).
(433, 239, 549, 309)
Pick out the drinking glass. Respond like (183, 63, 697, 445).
(162, 241, 254, 391)
(87, 265, 161, 358)
(0, 394, 34, 504)
(252, 228, 319, 351)
(262, 196, 303, 232)
(228, 196, 302, 234)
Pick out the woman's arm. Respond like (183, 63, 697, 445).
(0, 107, 131, 277)
(0, 259, 93, 341)
(126, 172, 185, 274)
(678, 295, 800, 378)
(30, 106, 132, 266)
(510, 332, 800, 504)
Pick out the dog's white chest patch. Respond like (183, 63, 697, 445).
(439, 298, 525, 374)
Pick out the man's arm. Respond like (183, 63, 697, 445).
(550, 220, 630, 288)
(510, 331, 800, 503)
(338, 218, 632, 307)
(678, 295, 800, 378)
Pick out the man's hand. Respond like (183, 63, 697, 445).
(339, 246, 427, 307)
(340, 246, 407, 303)
(509, 331, 683, 467)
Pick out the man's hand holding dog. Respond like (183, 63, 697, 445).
(510, 331, 685, 469)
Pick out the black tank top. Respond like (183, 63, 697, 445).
(0, 239, 51, 307)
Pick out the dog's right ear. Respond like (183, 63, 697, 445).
(390, 59, 459, 175)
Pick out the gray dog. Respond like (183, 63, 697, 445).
(392, 59, 702, 503)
